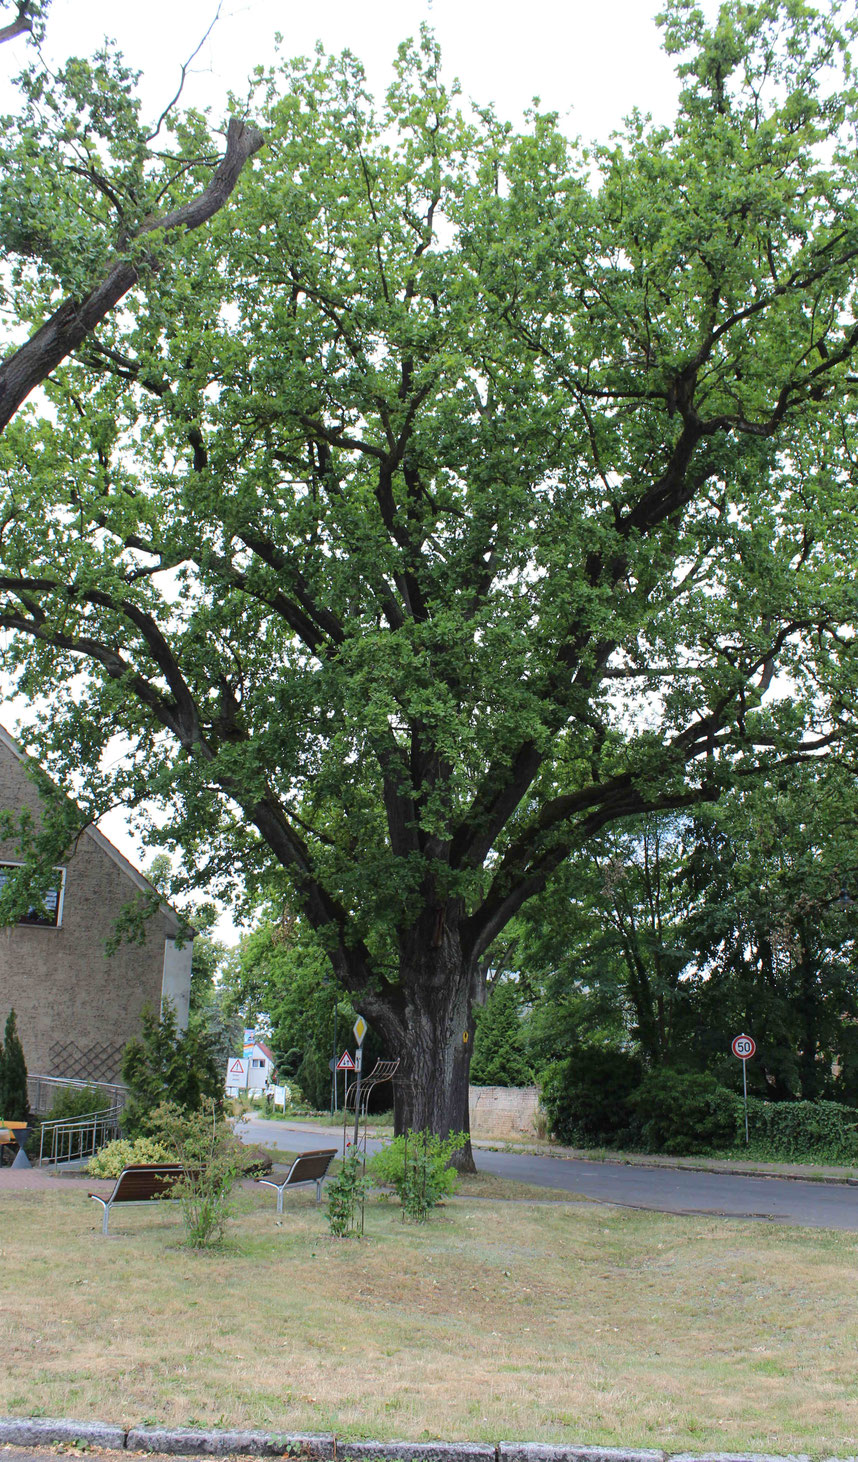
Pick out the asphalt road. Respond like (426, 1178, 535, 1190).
(240, 1114, 858, 1231)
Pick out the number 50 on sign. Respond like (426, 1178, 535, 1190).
(732, 1034, 756, 1060)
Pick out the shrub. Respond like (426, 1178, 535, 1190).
(369, 1129, 466, 1220)
(236, 1142, 273, 1177)
(146, 1100, 241, 1248)
(87, 1136, 175, 1177)
(630, 1068, 738, 1154)
(540, 1046, 643, 1147)
(325, 1145, 368, 1237)
(49, 1084, 112, 1122)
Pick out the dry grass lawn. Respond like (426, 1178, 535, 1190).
(2, 1179, 857, 1455)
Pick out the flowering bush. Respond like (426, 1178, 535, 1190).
(87, 1136, 174, 1177)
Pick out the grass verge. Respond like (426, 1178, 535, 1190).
(2, 1183, 857, 1454)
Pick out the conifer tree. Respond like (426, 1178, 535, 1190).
(1, 1009, 29, 1121)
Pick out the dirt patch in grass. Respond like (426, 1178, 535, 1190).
(2, 1185, 857, 1454)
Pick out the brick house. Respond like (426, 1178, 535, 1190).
(0, 724, 192, 1086)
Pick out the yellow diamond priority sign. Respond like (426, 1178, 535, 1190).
(353, 1014, 368, 1046)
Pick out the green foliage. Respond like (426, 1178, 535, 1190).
(470, 980, 533, 1088)
(742, 1098, 858, 1164)
(325, 1146, 368, 1237)
(47, 1083, 112, 1121)
(120, 1002, 222, 1138)
(236, 1143, 274, 1177)
(86, 1135, 174, 1178)
(369, 1130, 465, 1220)
(629, 1068, 738, 1155)
(540, 1046, 644, 1148)
(222, 916, 383, 1113)
(0, 1009, 28, 1121)
(146, 1100, 241, 1249)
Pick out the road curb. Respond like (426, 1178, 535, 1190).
(125, 1429, 333, 1457)
(0, 1419, 852, 1462)
(0, 1418, 126, 1449)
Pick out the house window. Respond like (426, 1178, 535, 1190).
(253, 1058, 265, 1068)
(0, 863, 66, 927)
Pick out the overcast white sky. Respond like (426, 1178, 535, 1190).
(1, 0, 718, 939)
(32, 0, 694, 139)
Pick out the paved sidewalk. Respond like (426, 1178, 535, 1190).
(0, 1165, 110, 1194)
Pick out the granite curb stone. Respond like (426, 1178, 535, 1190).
(499, 1448, 664, 1462)
(337, 1445, 495, 1462)
(0, 1417, 126, 1449)
(669, 1456, 813, 1462)
(0, 1421, 851, 1462)
(125, 1429, 334, 1457)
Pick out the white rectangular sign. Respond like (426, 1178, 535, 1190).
(226, 1057, 248, 1089)
(273, 1085, 287, 1109)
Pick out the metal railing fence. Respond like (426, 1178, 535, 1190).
(27, 1073, 127, 1116)
(36, 1103, 124, 1167)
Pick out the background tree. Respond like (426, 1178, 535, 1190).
(516, 817, 698, 1069)
(683, 766, 858, 1100)
(2, 5, 858, 1164)
(221, 912, 388, 1111)
(469, 978, 534, 1087)
(0, 1008, 29, 1121)
(120, 1002, 221, 1138)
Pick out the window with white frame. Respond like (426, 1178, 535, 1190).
(0, 863, 66, 927)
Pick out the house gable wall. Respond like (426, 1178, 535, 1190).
(0, 733, 190, 1082)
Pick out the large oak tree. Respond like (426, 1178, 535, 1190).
(3, 2, 858, 1164)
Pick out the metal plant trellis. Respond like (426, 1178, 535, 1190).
(342, 1058, 400, 1235)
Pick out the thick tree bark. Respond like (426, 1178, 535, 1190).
(380, 913, 480, 1173)
(0, 118, 264, 432)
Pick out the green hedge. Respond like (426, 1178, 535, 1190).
(741, 1097, 858, 1164)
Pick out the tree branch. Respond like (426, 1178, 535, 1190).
(0, 118, 265, 431)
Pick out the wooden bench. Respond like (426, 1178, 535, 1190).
(256, 1148, 337, 1211)
(89, 1163, 185, 1234)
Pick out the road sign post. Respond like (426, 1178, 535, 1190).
(731, 1034, 756, 1145)
(352, 1015, 367, 1146)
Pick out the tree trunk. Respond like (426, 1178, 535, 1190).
(387, 914, 479, 1173)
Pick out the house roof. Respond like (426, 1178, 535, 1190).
(0, 723, 189, 940)
(255, 1042, 276, 1064)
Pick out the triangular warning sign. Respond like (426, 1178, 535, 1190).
(336, 1050, 356, 1071)
(229, 1059, 245, 1073)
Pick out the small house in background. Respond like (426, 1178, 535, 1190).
(245, 1038, 277, 1090)
(0, 724, 193, 1099)
(225, 1034, 277, 1096)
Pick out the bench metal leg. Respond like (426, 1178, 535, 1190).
(316, 1179, 323, 1204)
(277, 1187, 284, 1215)
(89, 1195, 111, 1235)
